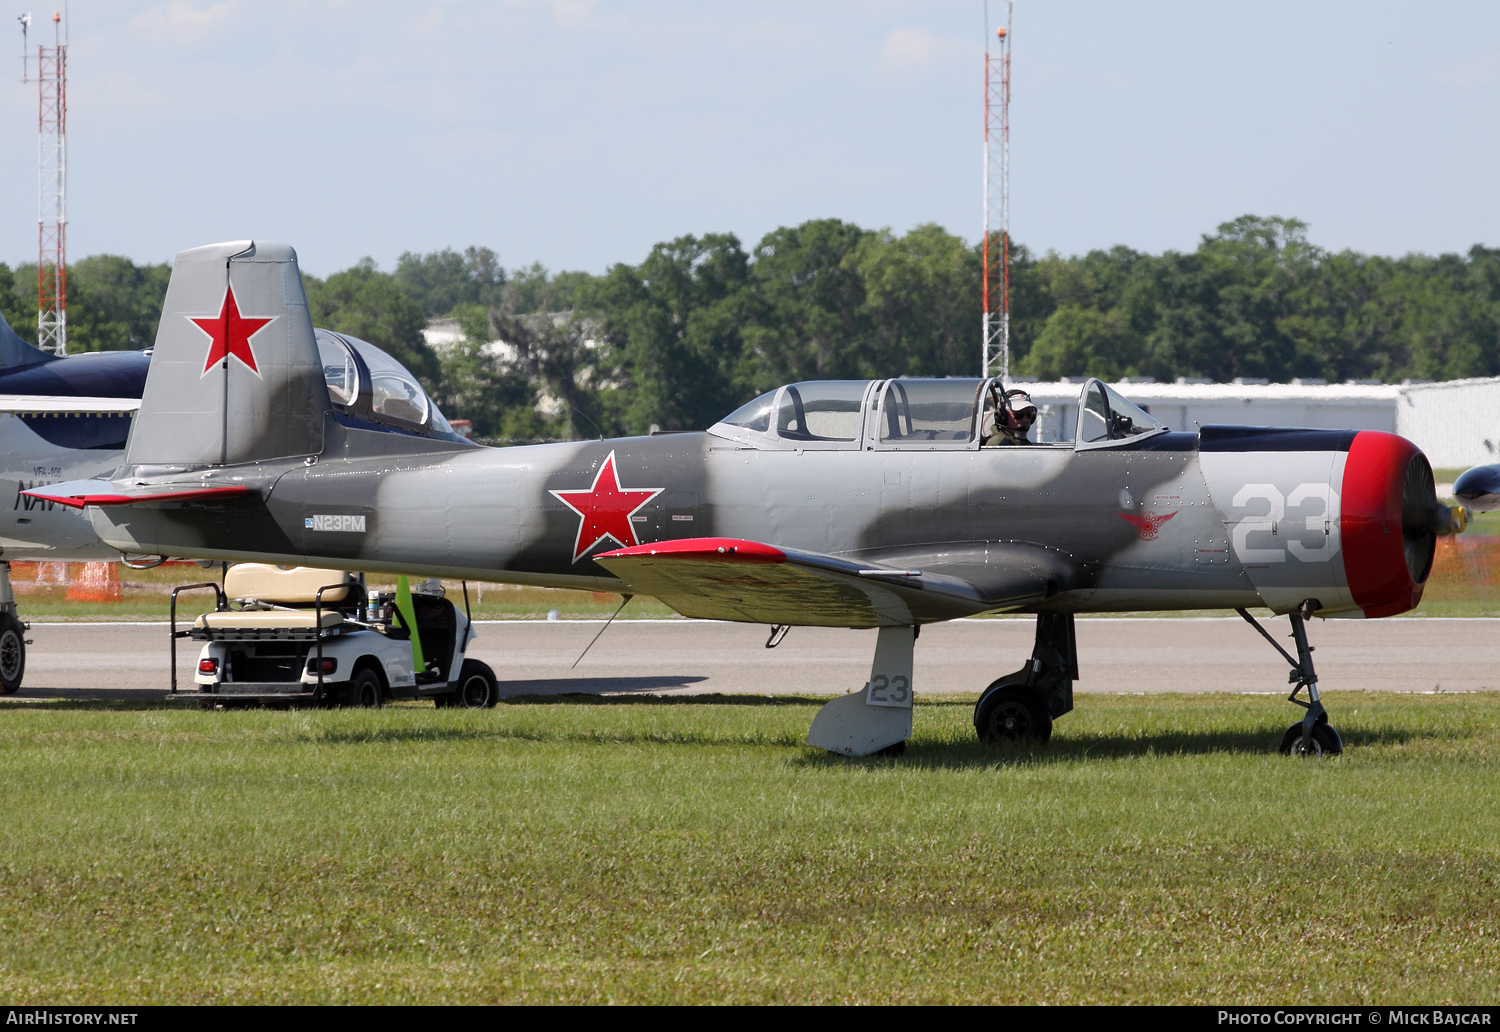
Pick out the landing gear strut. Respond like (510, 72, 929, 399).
(974, 614, 1076, 745)
(1236, 602, 1343, 757)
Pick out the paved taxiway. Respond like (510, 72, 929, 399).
(3, 617, 1495, 701)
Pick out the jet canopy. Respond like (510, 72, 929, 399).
(708, 377, 1165, 450)
(315, 329, 465, 441)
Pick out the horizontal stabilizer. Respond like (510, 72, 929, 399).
(22, 480, 252, 510)
(593, 537, 1055, 627)
(0, 395, 140, 415)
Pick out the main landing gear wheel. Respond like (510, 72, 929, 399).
(975, 682, 1052, 746)
(456, 659, 498, 709)
(0, 613, 24, 694)
(1279, 721, 1343, 758)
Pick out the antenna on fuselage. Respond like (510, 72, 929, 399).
(571, 594, 632, 669)
(570, 403, 604, 441)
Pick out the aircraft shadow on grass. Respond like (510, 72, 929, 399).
(497, 675, 709, 696)
(805, 725, 1467, 769)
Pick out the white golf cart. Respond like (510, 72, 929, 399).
(168, 564, 497, 708)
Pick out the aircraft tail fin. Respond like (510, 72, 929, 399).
(125, 240, 328, 468)
(0, 307, 58, 372)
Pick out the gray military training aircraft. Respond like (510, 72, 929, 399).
(27, 240, 1473, 757)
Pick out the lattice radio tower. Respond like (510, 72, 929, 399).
(19, 10, 67, 355)
(981, 1, 1012, 381)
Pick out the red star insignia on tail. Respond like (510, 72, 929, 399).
(190, 284, 274, 377)
(550, 451, 664, 563)
(1119, 509, 1177, 541)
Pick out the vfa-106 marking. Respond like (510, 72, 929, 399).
(28, 240, 1470, 756)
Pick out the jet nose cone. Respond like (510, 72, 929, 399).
(1454, 463, 1500, 512)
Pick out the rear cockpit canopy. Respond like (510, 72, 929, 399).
(708, 377, 1165, 451)
(315, 329, 466, 442)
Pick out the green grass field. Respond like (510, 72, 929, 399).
(3, 691, 1499, 1004)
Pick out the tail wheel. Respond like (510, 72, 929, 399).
(974, 681, 1052, 745)
(457, 659, 498, 709)
(0, 613, 25, 694)
(350, 666, 383, 708)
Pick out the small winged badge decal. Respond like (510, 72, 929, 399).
(1119, 510, 1177, 541)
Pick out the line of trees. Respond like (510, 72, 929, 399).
(4, 215, 1499, 441)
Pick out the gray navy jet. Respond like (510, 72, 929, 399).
(0, 309, 151, 691)
(28, 241, 1472, 755)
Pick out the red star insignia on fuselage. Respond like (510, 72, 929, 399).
(1119, 509, 1177, 541)
(190, 284, 274, 377)
(550, 451, 664, 563)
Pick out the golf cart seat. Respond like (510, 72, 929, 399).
(194, 609, 345, 631)
(191, 564, 357, 639)
(222, 564, 357, 606)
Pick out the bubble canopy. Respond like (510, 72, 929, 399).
(710, 376, 1165, 451)
(711, 379, 984, 450)
(314, 329, 459, 439)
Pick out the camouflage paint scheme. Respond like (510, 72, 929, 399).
(45, 240, 1443, 630)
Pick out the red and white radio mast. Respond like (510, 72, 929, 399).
(20, 10, 67, 355)
(982, 1, 1012, 381)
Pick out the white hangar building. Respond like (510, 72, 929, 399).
(1014, 376, 1500, 470)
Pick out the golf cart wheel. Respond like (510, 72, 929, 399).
(0, 613, 25, 694)
(350, 667, 383, 708)
(1279, 721, 1342, 757)
(974, 681, 1052, 745)
(457, 659, 498, 709)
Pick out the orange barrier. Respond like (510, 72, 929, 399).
(64, 562, 123, 602)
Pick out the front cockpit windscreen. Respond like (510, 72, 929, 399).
(314, 329, 457, 438)
(720, 389, 777, 433)
(1081, 380, 1165, 444)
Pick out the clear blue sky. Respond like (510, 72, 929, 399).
(3, 1, 1498, 276)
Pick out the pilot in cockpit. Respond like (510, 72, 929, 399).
(982, 386, 1037, 446)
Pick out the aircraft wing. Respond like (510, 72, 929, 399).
(593, 537, 1071, 627)
(0, 395, 139, 415)
(22, 479, 252, 509)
